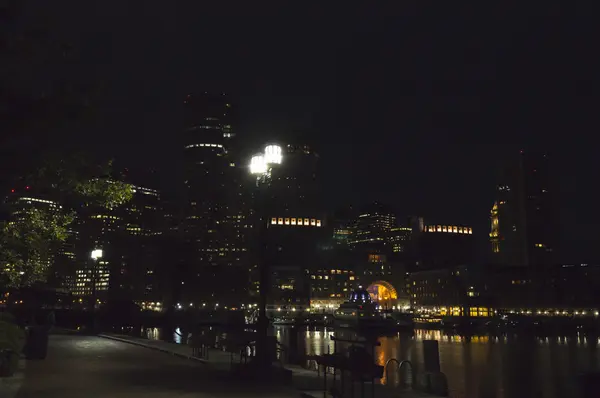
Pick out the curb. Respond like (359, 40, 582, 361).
(97, 334, 207, 364)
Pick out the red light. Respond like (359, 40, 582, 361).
(11, 189, 15, 193)
(25, 186, 30, 190)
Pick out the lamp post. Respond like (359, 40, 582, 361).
(90, 248, 103, 332)
(249, 144, 282, 368)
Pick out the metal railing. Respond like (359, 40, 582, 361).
(384, 358, 414, 389)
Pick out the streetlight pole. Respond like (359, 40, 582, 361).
(249, 145, 282, 369)
(90, 249, 103, 333)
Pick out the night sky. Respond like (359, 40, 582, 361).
(2, 2, 598, 260)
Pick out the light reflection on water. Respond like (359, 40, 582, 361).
(274, 326, 600, 398)
(140, 325, 599, 398)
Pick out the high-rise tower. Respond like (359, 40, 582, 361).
(181, 93, 249, 306)
(490, 151, 558, 267)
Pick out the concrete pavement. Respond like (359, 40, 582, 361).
(14, 334, 303, 398)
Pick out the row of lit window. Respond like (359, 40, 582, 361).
(185, 143, 223, 149)
(311, 275, 355, 280)
(271, 217, 322, 227)
(131, 185, 159, 197)
(18, 197, 59, 205)
(312, 269, 354, 275)
(425, 225, 473, 234)
(91, 214, 120, 220)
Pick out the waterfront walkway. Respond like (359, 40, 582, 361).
(97, 333, 436, 398)
(2, 331, 437, 397)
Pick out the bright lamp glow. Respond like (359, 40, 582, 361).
(264, 145, 282, 165)
(250, 155, 267, 175)
(91, 249, 103, 260)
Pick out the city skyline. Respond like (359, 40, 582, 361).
(1, 3, 596, 261)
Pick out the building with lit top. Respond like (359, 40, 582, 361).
(388, 226, 412, 254)
(490, 151, 558, 267)
(250, 143, 325, 306)
(409, 217, 475, 271)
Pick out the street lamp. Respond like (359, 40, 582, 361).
(91, 249, 103, 261)
(248, 144, 283, 369)
(90, 248, 103, 332)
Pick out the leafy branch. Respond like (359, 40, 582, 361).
(0, 154, 133, 288)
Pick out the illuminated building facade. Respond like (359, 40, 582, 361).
(409, 267, 491, 317)
(388, 227, 412, 253)
(490, 151, 558, 267)
(73, 183, 164, 303)
(309, 268, 358, 302)
(348, 202, 396, 250)
(366, 280, 400, 310)
(410, 263, 600, 317)
(181, 93, 250, 306)
(331, 205, 356, 245)
(256, 143, 325, 306)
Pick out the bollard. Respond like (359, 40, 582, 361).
(423, 340, 440, 373)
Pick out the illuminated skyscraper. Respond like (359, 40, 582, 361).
(181, 93, 250, 306)
(349, 202, 396, 251)
(490, 151, 558, 267)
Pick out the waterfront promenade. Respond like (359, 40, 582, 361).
(2, 331, 437, 398)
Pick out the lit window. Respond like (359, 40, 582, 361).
(291, 218, 297, 225)
(310, 219, 316, 226)
(442, 226, 447, 232)
(278, 218, 283, 225)
(316, 220, 321, 227)
(304, 218, 309, 225)
(458, 227, 463, 234)
(437, 225, 442, 232)
(271, 218, 277, 225)
(468, 228, 473, 234)
(453, 226, 458, 233)
(284, 218, 290, 225)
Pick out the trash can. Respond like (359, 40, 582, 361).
(25, 325, 49, 360)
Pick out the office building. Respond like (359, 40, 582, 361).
(72, 183, 164, 305)
(388, 226, 412, 254)
(490, 151, 558, 267)
(348, 202, 396, 251)
(256, 144, 325, 306)
(181, 93, 250, 306)
(410, 218, 475, 271)
(331, 205, 355, 245)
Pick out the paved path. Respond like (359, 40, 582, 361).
(0, 357, 26, 398)
(94, 334, 438, 398)
(14, 334, 303, 398)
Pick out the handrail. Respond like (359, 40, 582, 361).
(384, 358, 414, 388)
(398, 360, 414, 388)
(384, 358, 400, 380)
